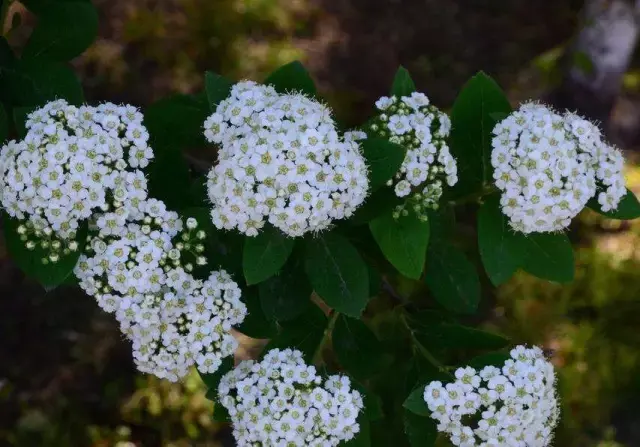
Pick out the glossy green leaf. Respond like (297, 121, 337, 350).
(266, 306, 328, 362)
(204, 71, 233, 110)
(2, 60, 84, 106)
(587, 188, 640, 220)
(404, 411, 437, 447)
(466, 352, 511, 370)
(259, 260, 312, 322)
(147, 145, 191, 211)
(370, 212, 429, 279)
(348, 187, 402, 226)
(477, 195, 523, 286)
(403, 385, 429, 416)
(2, 212, 87, 290)
(236, 288, 277, 339)
(304, 233, 369, 317)
(13, 106, 37, 139)
(416, 323, 510, 351)
(243, 226, 295, 285)
(425, 242, 480, 314)
(450, 72, 511, 197)
(22, 3, 98, 62)
(333, 315, 384, 380)
(0, 104, 7, 143)
(391, 66, 416, 97)
(144, 93, 210, 149)
(516, 232, 574, 283)
(265, 60, 316, 96)
(360, 138, 407, 192)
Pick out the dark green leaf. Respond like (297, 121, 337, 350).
(2, 60, 84, 106)
(450, 72, 511, 197)
(403, 385, 429, 416)
(304, 233, 369, 317)
(364, 391, 384, 422)
(12, 106, 37, 139)
(199, 356, 234, 400)
(243, 225, 295, 285)
(236, 288, 277, 339)
(266, 305, 328, 362)
(147, 145, 191, 211)
(466, 352, 510, 370)
(425, 242, 480, 314)
(587, 188, 640, 220)
(265, 60, 316, 96)
(204, 71, 233, 110)
(20, 0, 92, 15)
(516, 232, 574, 283)
(391, 66, 416, 97)
(349, 187, 402, 226)
(144, 94, 210, 149)
(333, 315, 383, 380)
(404, 411, 437, 447)
(259, 260, 312, 322)
(0, 104, 7, 143)
(415, 323, 509, 351)
(2, 212, 87, 290)
(345, 411, 371, 447)
(360, 138, 407, 191)
(370, 212, 429, 279)
(477, 195, 523, 286)
(22, 3, 98, 62)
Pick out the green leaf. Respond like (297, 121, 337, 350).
(204, 71, 233, 110)
(345, 411, 371, 447)
(404, 411, 437, 447)
(416, 323, 510, 351)
(2, 60, 84, 106)
(477, 195, 523, 286)
(147, 145, 191, 211)
(199, 356, 234, 400)
(466, 352, 510, 370)
(516, 232, 574, 283)
(266, 305, 328, 362)
(391, 66, 416, 97)
(265, 60, 316, 96)
(304, 233, 369, 317)
(259, 260, 312, 322)
(243, 225, 295, 285)
(236, 288, 277, 339)
(369, 212, 429, 279)
(360, 138, 407, 191)
(450, 72, 511, 197)
(12, 106, 37, 139)
(333, 315, 383, 380)
(403, 385, 429, 416)
(0, 104, 7, 144)
(22, 2, 98, 62)
(2, 212, 87, 290)
(587, 188, 640, 220)
(425, 242, 480, 314)
(144, 93, 210, 149)
(349, 187, 402, 226)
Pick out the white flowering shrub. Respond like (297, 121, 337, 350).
(218, 348, 364, 446)
(422, 346, 559, 446)
(1, 8, 640, 445)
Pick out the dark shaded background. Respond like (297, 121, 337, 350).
(2, 1, 640, 446)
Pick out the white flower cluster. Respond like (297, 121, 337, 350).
(74, 202, 247, 382)
(492, 102, 626, 233)
(204, 81, 369, 237)
(359, 92, 457, 220)
(424, 345, 559, 447)
(218, 348, 364, 446)
(0, 100, 153, 262)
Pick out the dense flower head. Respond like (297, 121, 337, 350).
(204, 81, 369, 237)
(0, 99, 153, 241)
(491, 102, 626, 233)
(424, 345, 559, 447)
(358, 92, 457, 220)
(74, 199, 246, 381)
(218, 348, 364, 446)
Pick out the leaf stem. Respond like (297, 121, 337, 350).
(401, 312, 454, 379)
(313, 310, 340, 366)
(449, 185, 498, 207)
